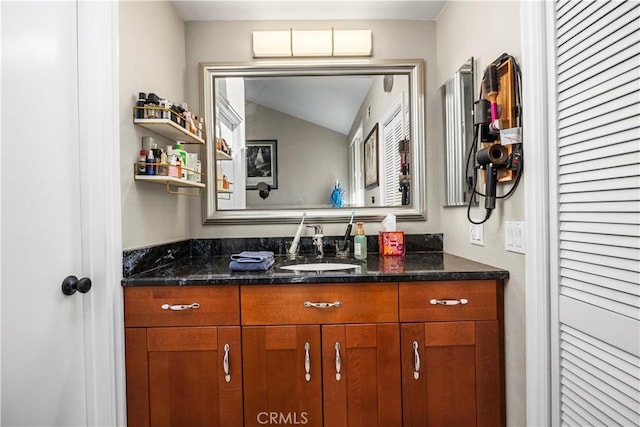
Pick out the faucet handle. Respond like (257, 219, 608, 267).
(307, 224, 323, 235)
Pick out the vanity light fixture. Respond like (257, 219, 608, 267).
(292, 30, 333, 56)
(333, 30, 372, 57)
(252, 29, 372, 58)
(252, 30, 292, 57)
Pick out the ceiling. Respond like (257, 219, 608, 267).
(171, 1, 447, 21)
(245, 76, 374, 135)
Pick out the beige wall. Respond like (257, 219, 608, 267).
(119, 1, 190, 249)
(184, 20, 442, 238)
(436, 2, 526, 426)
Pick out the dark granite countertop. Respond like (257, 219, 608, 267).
(121, 252, 509, 286)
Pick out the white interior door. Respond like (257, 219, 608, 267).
(1, 1, 87, 425)
(1, 2, 123, 426)
(549, 1, 640, 425)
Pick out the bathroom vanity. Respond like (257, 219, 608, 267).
(122, 248, 507, 427)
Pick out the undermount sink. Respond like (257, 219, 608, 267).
(279, 262, 361, 272)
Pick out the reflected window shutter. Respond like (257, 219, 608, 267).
(553, 0, 640, 425)
(383, 108, 403, 205)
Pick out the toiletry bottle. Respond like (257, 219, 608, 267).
(166, 146, 176, 177)
(354, 222, 367, 260)
(173, 143, 187, 180)
(137, 149, 146, 175)
(135, 92, 146, 119)
(146, 148, 156, 175)
(174, 152, 182, 179)
(158, 150, 168, 176)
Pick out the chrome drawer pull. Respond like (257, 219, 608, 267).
(335, 343, 342, 381)
(429, 298, 468, 306)
(304, 343, 311, 382)
(223, 344, 231, 383)
(303, 301, 343, 309)
(413, 341, 420, 380)
(160, 303, 201, 311)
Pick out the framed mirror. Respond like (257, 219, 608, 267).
(442, 57, 475, 206)
(200, 59, 426, 224)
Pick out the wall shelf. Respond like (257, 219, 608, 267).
(135, 173, 205, 197)
(217, 179, 233, 199)
(216, 149, 232, 160)
(133, 117, 205, 145)
(133, 105, 205, 145)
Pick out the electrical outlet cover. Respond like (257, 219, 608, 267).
(505, 221, 525, 254)
(470, 223, 484, 246)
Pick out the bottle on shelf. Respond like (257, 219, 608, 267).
(137, 149, 147, 175)
(159, 98, 170, 120)
(173, 142, 188, 180)
(146, 148, 156, 175)
(135, 92, 146, 119)
(158, 150, 168, 176)
(144, 93, 160, 118)
(354, 222, 367, 260)
(170, 149, 182, 179)
(166, 146, 177, 177)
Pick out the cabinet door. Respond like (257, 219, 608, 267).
(401, 321, 504, 427)
(242, 325, 323, 427)
(125, 326, 243, 427)
(322, 324, 402, 427)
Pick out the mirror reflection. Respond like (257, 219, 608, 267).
(201, 60, 426, 224)
(215, 74, 409, 210)
(442, 57, 475, 206)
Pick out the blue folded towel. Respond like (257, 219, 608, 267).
(230, 251, 274, 262)
(229, 251, 275, 271)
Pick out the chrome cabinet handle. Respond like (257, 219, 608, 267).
(335, 343, 342, 381)
(303, 301, 343, 309)
(429, 298, 468, 306)
(304, 343, 311, 382)
(160, 303, 201, 311)
(413, 341, 420, 380)
(223, 344, 231, 383)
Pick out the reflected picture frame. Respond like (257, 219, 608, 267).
(364, 123, 379, 190)
(246, 140, 278, 189)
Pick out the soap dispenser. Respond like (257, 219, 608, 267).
(353, 222, 367, 260)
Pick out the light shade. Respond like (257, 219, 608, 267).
(333, 30, 372, 56)
(252, 29, 373, 58)
(292, 30, 332, 57)
(252, 30, 291, 57)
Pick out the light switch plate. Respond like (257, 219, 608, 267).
(505, 221, 525, 254)
(470, 223, 484, 246)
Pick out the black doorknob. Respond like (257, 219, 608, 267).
(61, 276, 92, 296)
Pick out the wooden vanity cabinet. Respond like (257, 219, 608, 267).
(123, 279, 504, 427)
(321, 323, 402, 427)
(240, 283, 402, 427)
(399, 280, 505, 427)
(242, 325, 324, 427)
(124, 286, 243, 427)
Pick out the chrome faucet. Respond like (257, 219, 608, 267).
(307, 225, 324, 258)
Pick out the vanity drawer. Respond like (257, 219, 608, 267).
(241, 283, 398, 325)
(399, 280, 500, 322)
(124, 285, 240, 327)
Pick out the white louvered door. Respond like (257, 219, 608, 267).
(382, 109, 402, 206)
(381, 96, 405, 206)
(550, 1, 640, 425)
